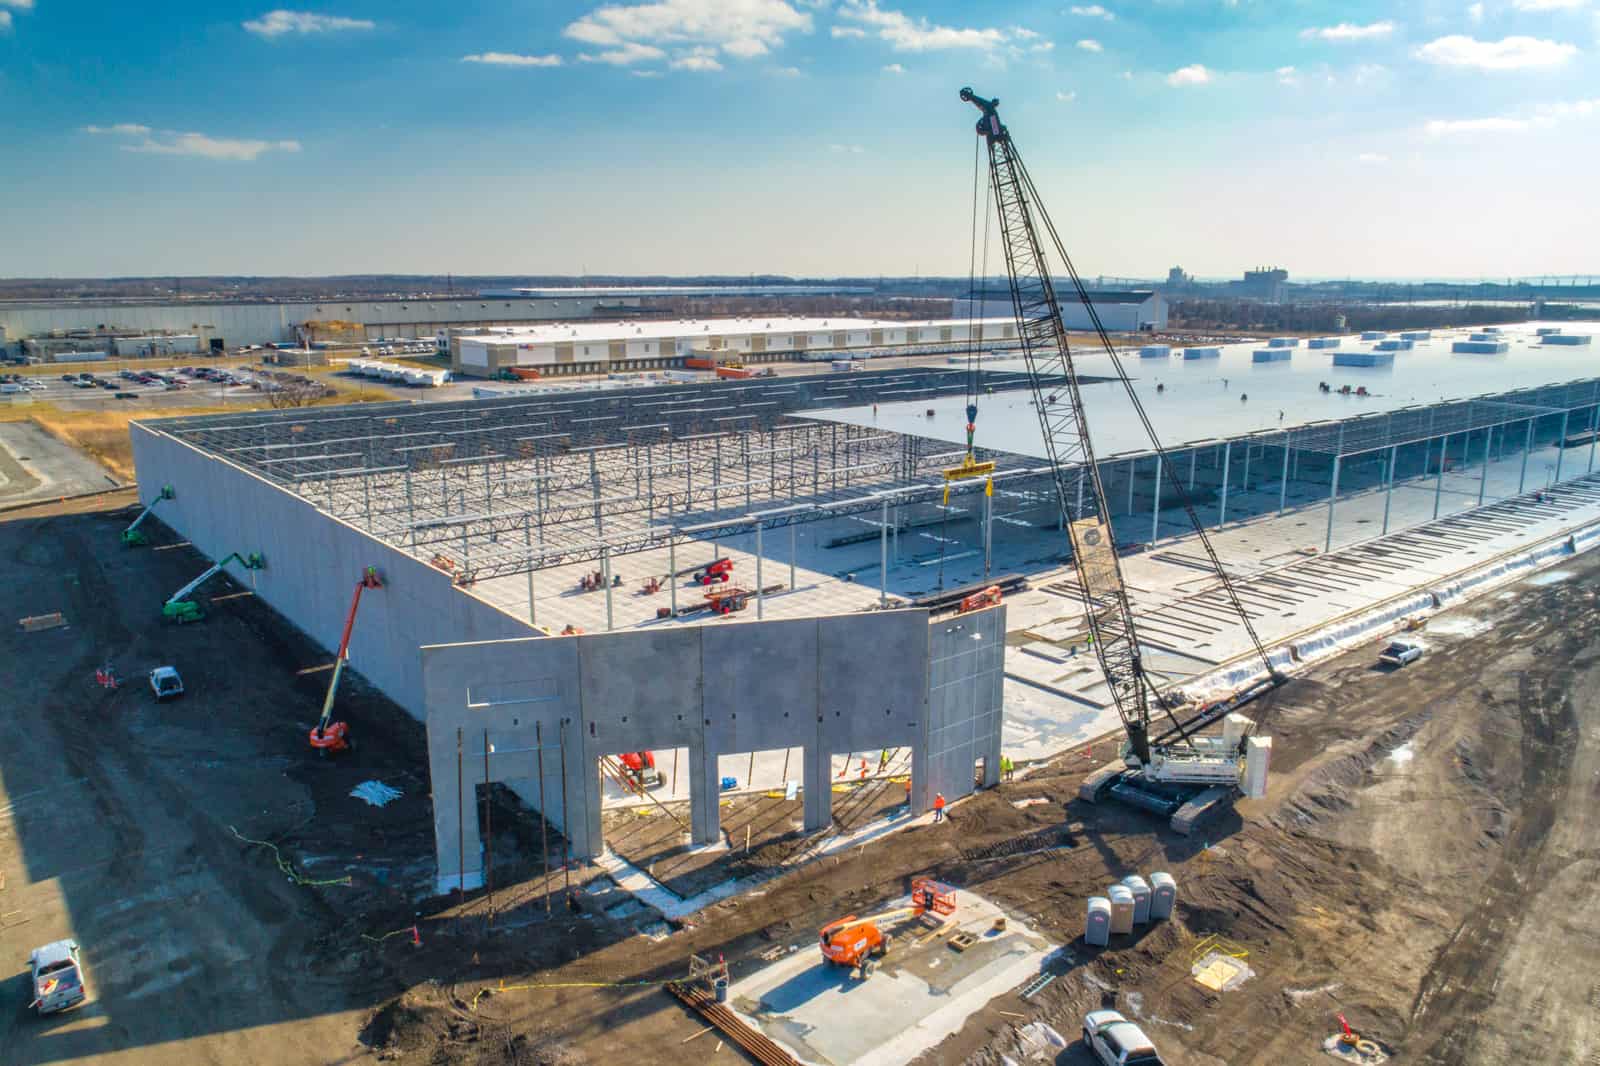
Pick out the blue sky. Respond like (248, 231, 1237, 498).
(2, 0, 1597, 279)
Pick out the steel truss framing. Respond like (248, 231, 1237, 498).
(145, 373, 1600, 582)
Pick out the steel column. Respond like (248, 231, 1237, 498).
(1479, 426, 1493, 505)
(1278, 440, 1291, 515)
(1382, 444, 1397, 534)
(1325, 455, 1342, 553)
(790, 523, 797, 591)
(983, 487, 993, 577)
(1434, 433, 1449, 519)
(602, 547, 613, 632)
(1589, 405, 1599, 474)
(1150, 455, 1162, 546)
(755, 522, 764, 620)
(880, 497, 889, 607)
(1218, 441, 1232, 525)
(1555, 409, 1571, 483)
(669, 536, 677, 616)
(1520, 419, 1533, 493)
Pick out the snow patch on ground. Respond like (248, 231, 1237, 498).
(1388, 741, 1415, 767)
(1424, 615, 1491, 639)
(1529, 568, 1576, 586)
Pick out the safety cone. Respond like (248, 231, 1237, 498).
(410, 925, 421, 948)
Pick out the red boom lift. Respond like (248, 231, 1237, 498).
(309, 568, 382, 755)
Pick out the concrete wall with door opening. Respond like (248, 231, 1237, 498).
(420, 604, 1005, 893)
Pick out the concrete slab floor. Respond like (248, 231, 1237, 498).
(730, 888, 1054, 1066)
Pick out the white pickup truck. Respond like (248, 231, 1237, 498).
(28, 939, 88, 1014)
(1083, 1009, 1165, 1066)
(1378, 638, 1426, 667)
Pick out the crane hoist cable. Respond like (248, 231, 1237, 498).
(943, 137, 997, 506)
(939, 138, 996, 589)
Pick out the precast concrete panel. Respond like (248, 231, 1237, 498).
(421, 607, 1005, 891)
(423, 637, 584, 892)
(700, 617, 817, 753)
(815, 611, 927, 751)
(130, 424, 537, 726)
(925, 606, 1006, 806)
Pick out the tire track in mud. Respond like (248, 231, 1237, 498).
(1407, 642, 1582, 1063)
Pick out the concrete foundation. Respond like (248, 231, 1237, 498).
(420, 605, 1004, 893)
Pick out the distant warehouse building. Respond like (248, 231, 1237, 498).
(950, 290, 1167, 332)
(451, 315, 1020, 378)
(0, 293, 637, 352)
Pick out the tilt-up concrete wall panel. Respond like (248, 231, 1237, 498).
(129, 422, 537, 724)
(421, 606, 1005, 894)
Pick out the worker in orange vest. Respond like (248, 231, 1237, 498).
(933, 792, 946, 823)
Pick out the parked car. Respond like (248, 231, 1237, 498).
(1083, 1010, 1163, 1066)
(149, 665, 184, 700)
(28, 939, 88, 1014)
(1379, 638, 1426, 667)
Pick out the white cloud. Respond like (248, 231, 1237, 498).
(1076, 38, 1102, 51)
(1356, 152, 1389, 162)
(836, 0, 1007, 51)
(86, 124, 301, 160)
(564, 0, 811, 64)
(1513, 0, 1586, 9)
(882, 61, 905, 72)
(631, 69, 663, 77)
(671, 45, 723, 69)
(1426, 115, 1532, 134)
(461, 52, 564, 67)
(1299, 20, 1396, 42)
(772, 64, 802, 75)
(829, 143, 865, 152)
(1055, 89, 1076, 102)
(1425, 97, 1600, 136)
(1166, 63, 1212, 86)
(242, 10, 375, 39)
(1539, 96, 1600, 117)
(1068, 5, 1114, 20)
(1275, 64, 1299, 86)
(579, 40, 667, 64)
(1415, 34, 1577, 69)
(1467, 2, 1485, 22)
(84, 123, 153, 135)
(0, 0, 29, 32)
(830, 25, 865, 37)
(1120, 69, 1132, 79)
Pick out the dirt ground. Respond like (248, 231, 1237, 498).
(4, 492, 1600, 1066)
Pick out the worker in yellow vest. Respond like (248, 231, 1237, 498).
(1000, 754, 1014, 781)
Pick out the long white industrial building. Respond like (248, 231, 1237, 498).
(451, 315, 1022, 377)
(0, 293, 636, 351)
(952, 290, 1167, 333)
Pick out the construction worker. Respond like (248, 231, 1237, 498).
(933, 792, 946, 823)
(1000, 754, 1014, 781)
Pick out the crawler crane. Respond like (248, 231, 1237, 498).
(959, 88, 1283, 832)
